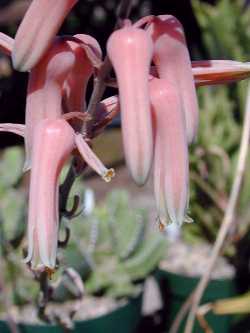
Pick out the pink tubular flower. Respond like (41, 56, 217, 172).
(2, 9, 250, 271)
(12, 0, 78, 71)
(107, 24, 154, 185)
(24, 38, 75, 170)
(147, 15, 199, 144)
(192, 60, 250, 86)
(24, 118, 75, 269)
(150, 77, 189, 226)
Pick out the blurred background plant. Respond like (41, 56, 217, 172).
(184, 0, 250, 266)
(176, 0, 250, 325)
(58, 187, 166, 301)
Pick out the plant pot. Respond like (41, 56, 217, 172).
(155, 269, 237, 333)
(0, 293, 143, 333)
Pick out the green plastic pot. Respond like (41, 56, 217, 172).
(155, 269, 237, 333)
(0, 293, 143, 333)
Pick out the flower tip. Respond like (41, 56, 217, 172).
(158, 219, 167, 232)
(11, 52, 26, 72)
(130, 169, 150, 187)
(184, 215, 194, 224)
(102, 168, 115, 182)
(23, 159, 31, 173)
(45, 267, 56, 280)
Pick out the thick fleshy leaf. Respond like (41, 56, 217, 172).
(147, 15, 199, 143)
(150, 78, 189, 227)
(75, 134, 115, 182)
(0, 32, 13, 56)
(24, 38, 75, 170)
(107, 26, 153, 185)
(24, 119, 75, 269)
(12, 0, 77, 71)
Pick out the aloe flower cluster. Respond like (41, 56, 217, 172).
(0, 0, 249, 271)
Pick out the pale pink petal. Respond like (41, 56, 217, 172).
(0, 32, 14, 56)
(147, 15, 199, 143)
(12, 0, 77, 71)
(0, 123, 25, 137)
(75, 134, 115, 182)
(150, 77, 189, 226)
(24, 38, 75, 170)
(107, 26, 153, 185)
(24, 119, 75, 269)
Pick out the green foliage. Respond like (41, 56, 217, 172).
(0, 147, 26, 249)
(0, 147, 39, 310)
(193, 0, 250, 60)
(184, 0, 250, 252)
(0, 146, 165, 311)
(59, 189, 166, 300)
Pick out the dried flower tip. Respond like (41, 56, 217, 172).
(103, 168, 115, 182)
(45, 267, 56, 280)
(158, 220, 166, 232)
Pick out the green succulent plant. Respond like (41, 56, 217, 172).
(0, 147, 26, 249)
(184, 0, 250, 254)
(55, 189, 166, 300)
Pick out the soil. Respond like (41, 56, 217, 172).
(160, 239, 235, 279)
(2, 296, 126, 325)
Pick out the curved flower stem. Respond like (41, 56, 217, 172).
(37, 272, 51, 323)
(59, 159, 79, 217)
(86, 58, 112, 123)
(184, 85, 250, 333)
